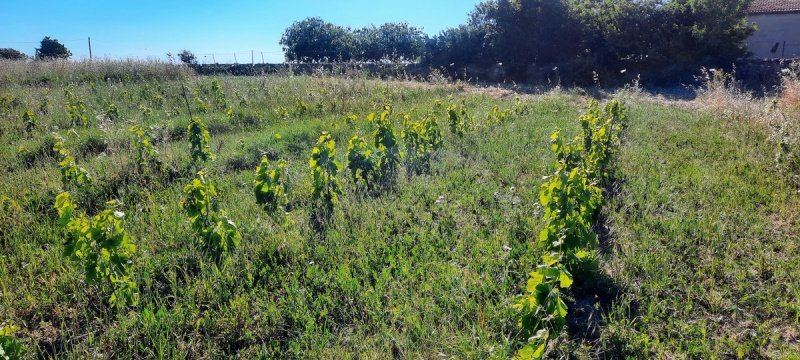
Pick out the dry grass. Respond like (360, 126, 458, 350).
(695, 68, 764, 123)
(689, 63, 800, 189)
(0, 59, 194, 86)
(770, 63, 800, 188)
(779, 62, 800, 119)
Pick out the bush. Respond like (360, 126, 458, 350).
(0, 48, 26, 60)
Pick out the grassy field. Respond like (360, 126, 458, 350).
(0, 70, 799, 359)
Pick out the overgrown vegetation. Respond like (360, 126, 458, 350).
(0, 59, 193, 86)
(1, 66, 800, 358)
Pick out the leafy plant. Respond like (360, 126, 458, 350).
(55, 192, 139, 308)
(344, 114, 357, 126)
(513, 97, 530, 116)
(274, 106, 289, 119)
(346, 135, 377, 191)
(309, 132, 342, 226)
(187, 116, 214, 165)
(139, 104, 153, 119)
(254, 156, 288, 212)
(514, 99, 626, 359)
(447, 102, 471, 137)
(513, 259, 572, 359)
(181, 170, 241, 258)
(0, 321, 25, 360)
(105, 102, 120, 121)
(210, 79, 229, 110)
(401, 114, 443, 175)
(0, 94, 18, 112)
(22, 109, 35, 134)
(538, 139, 602, 270)
(65, 90, 89, 127)
(577, 99, 626, 184)
(129, 125, 162, 177)
(52, 133, 92, 190)
(193, 88, 209, 114)
(295, 99, 309, 116)
(373, 109, 403, 188)
(486, 105, 511, 125)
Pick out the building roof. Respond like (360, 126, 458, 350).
(750, 0, 800, 14)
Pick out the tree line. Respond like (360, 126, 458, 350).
(280, 0, 756, 83)
(280, 18, 428, 62)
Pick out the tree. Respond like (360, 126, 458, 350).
(354, 23, 428, 61)
(568, 0, 661, 73)
(35, 37, 71, 60)
(654, 0, 755, 70)
(423, 0, 756, 83)
(0, 48, 27, 60)
(568, 0, 755, 81)
(280, 17, 355, 62)
(177, 50, 197, 65)
(425, 24, 489, 68)
(471, 0, 583, 76)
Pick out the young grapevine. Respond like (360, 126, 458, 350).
(373, 109, 402, 188)
(181, 170, 241, 258)
(64, 90, 89, 127)
(129, 125, 162, 178)
(55, 192, 139, 308)
(309, 132, 342, 227)
(254, 156, 288, 212)
(187, 116, 214, 165)
(22, 109, 35, 134)
(514, 99, 626, 360)
(52, 133, 92, 190)
(346, 135, 377, 191)
(401, 114, 443, 175)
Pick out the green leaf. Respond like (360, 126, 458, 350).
(558, 267, 573, 288)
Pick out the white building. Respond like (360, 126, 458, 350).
(747, 0, 800, 59)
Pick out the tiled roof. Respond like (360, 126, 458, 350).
(750, 0, 800, 14)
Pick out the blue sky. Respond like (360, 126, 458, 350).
(0, 1, 480, 63)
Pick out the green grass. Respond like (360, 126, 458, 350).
(1, 74, 799, 359)
(598, 102, 800, 358)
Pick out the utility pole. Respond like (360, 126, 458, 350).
(234, 53, 238, 64)
(261, 52, 264, 64)
(212, 53, 216, 64)
(87, 37, 93, 60)
(251, 50, 254, 65)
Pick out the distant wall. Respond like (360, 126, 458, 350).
(190, 63, 514, 82)
(191, 63, 433, 78)
(747, 13, 800, 59)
